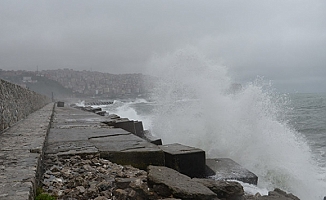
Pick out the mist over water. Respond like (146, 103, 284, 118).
(146, 48, 326, 199)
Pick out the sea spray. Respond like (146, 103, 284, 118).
(101, 99, 153, 130)
(146, 48, 326, 199)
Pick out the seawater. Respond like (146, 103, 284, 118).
(287, 93, 326, 169)
(97, 49, 326, 199)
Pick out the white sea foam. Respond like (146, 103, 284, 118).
(101, 99, 153, 130)
(145, 47, 326, 200)
(75, 100, 85, 107)
(236, 181, 269, 196)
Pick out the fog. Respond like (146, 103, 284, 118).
(1, 0, 326, 93)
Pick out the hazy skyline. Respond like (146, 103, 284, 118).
(1, 1, 326, 93)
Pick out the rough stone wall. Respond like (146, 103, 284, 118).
(0, 79, 50, 132)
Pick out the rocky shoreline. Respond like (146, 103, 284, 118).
(40, 154, 299, 200)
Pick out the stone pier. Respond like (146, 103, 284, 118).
(0, 102, 300, 200)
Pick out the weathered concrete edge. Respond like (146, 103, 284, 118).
(0, 103, 55, 200)
(34, 103, 56, 199)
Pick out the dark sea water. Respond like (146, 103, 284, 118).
(287, 93, 326, 168)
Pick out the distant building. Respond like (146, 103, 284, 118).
(23, 77, 32, 82)
(22, 77, 37, 83)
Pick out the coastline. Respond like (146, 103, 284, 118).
(37, 102, 300, 199)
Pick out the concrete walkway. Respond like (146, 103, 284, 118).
(46, 106, 164, 170)
(0, 103, 54, 200)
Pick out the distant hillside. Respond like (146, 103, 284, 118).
(0, 71, 74, 99)
(0, 69, 156, 99)
(26, 76, 74, 99)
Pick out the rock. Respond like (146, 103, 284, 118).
(53, 189, 64, 196)
(94, 196, 109, 200)
(128, 189, 137, 196)
(264, 188, 299, 200)
(161, 199, 182, 200)
(147, 165, 218, 200)
(100, 190, 112, 199)
(129, 178, 152, 198)
(115, 178, 137, 189)
(76, 186, 85, 193)
(83, 164, 96, 172)
(97, 181, 111, 191)
(53, 177, 63, 183)
(206, 158, 258, 185)
(50, 165, 61, 172)
(246, 188, 300, 200)
(40, 138, 300, 200)
(86, 184, 98, 197)
(153, 184, 171, 197)
(193, 178, 244, 200)
(107, 114, 120, 119)
(61, 167, 73, 178)
(113, 188, 128, 199)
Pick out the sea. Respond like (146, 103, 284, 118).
(77, 49, 326, 199)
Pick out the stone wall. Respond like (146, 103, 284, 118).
(0, 79, 50, 132)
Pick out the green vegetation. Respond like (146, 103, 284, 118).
(35, 187, 56, 200)
(35, 194, 56, 200)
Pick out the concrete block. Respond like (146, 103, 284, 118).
(95, 111, 106, 116)
(113, 120, 144, 137)
(81, 106, 102, 113)
(90, 134, 165, 170)
(113, 120, 135, 133)
(53, 107, 107, 124)
(47, 128, 130, 144)
(57, 101, 64, 107)
(144, 135, 162, 145)
(143, 130, 162, 145)
(205, 158, 258, 185)
(101, 150, 164, 170)
(91, 107, 102, 113)
(133, 121, 144, 137)
(159, 143, 206, 178)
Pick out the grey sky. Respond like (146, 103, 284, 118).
(1, 0, 326, 93)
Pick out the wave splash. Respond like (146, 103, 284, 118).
(146, 48, 326, 199)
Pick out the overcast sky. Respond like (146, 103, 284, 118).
(1, 1, 326, 93)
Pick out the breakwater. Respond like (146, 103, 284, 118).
(39, 104, 298, 200)
(0, 79, 50, 132)
(0, 98, 300, 199)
